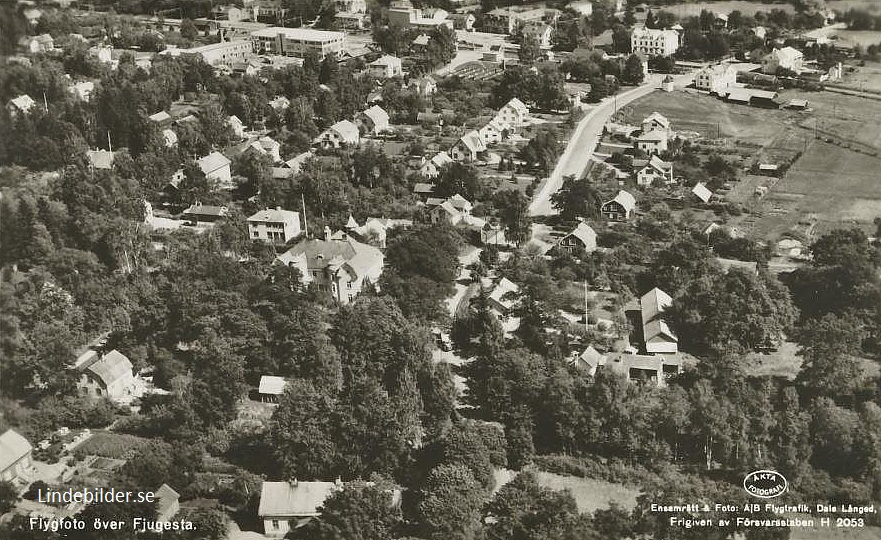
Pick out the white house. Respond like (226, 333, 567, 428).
(495, 97, 529, 128)
(557, 222, 597, 254)
(635, 129, 668, 154)
(358, 105, 390, 135)
(247, 136, 283, 163)
(762, 46, 803, 74)
(692, 182, 713, 203)
(247, 208, 302, 243)
(6, 94, 36, 118)
(631, 27, 679, 57)
(478, 118, 509, 145)
(258, 481, 339, 537)
(637, 287, 678, 355)
(68, 81, 95, 102)
(198, 151, 233, 188)
(419, 151, 452, 179)
(636, 155, 673, 186)
(367, 55, 403, 78)
(275, 229, 384, 304)
(228, 115, 246, 139)
(74, 349, 137, 402)
(314, 119, 360, 148)
(641, 112, 671, 136)
(258, 376, 287, 403)
(601, 190, 636, 221)
(0, 430, 34, 486)
(450, 130, 486, 162)
(695, 64, 738, 94)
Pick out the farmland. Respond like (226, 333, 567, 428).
(621, 88, 881, 241)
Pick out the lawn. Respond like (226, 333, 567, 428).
(493, 469, 640, 514)
(657, 1, 794, 17)
(73, 432, 150, 459)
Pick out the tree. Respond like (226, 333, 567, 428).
(418, 464, 484, 540)
(519, 33, 541, 65)
(0, 480, 18, 514)
(670, 268, 798, 355)
(622, 54, 645, 85)
(612, 24, 632, 53)
(292, 481, 402, 540)
(550, 175, 602, 220)
(434, 162, 482, 200)
(180, 19, 199, 41)
(484, 471, 597, 540)
(494, 190, 530, 246)
(270, 378, 340, 479)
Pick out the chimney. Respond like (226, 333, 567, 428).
(324, 226, 332, 241)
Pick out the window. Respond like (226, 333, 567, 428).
(271, 520, 279, 530)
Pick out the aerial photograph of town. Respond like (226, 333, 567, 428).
(0, 0, 880, 538)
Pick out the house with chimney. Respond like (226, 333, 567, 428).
(275, 228, 384, 304)
(74, 349, 138, 402)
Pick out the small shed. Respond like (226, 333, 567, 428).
(258, 376, 287, 403)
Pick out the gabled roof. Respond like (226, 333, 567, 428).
(643, 111, 670, 129)
(228, 115, 244, 128)
(605, 190, 636, 212)
(413, 182, 434, 194)
(769, 46, 802, 63)
(198, 151, 231, 174)
(369, 54, 402, 67)
(155, 484, 179, 517)
(637, 129, 667, 142)
(413, 34, 430, 46)
(183, 204, 228, 217)
(433, 200, 460, 217)
(258, 481, 338, 518)
(642, 155, 672, 173)
(269, 96, 290, 110)
(284, 151, 313, 172)
(0, 430, 32, 472)
(247, 208, 299, 224)
(278, 234, 382, 279)
(87, 150, 115, 170)
(84, 350, 133, 388)
(503, 97, 529, 115)
(149, 111, 172, 123)
(455, 130, 486, 153)
(448, 193, 472, 212)
(258, 375, 287, 395)
(572, 346, 606, 374)
(360, 105, 389, 126)
(430, 151, 453, 167)
(328, 119, 360, 143)
(9, 94, 36, 111)
(488, 277, 519, 310)
(640, 287, 672, 323)
(561, 222, 596, 247)
(692, 182, 713, 203)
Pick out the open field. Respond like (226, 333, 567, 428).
(621, 90, 792, 145)
(651, 1, 794, 17)
(838, 61, 881, 94)
(828, 0, 881, 12)
(493, 469, 640, 514)
(622, 89, 881, 242)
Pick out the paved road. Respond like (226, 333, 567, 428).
(528, 72, 695, 217)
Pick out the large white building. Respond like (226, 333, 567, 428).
(761, 46, 804, 75)
(247, 208, 301, 244)
(631, 27, 679, 57)
(275, 229, 384, 304)
(695, 64, 738, 94)
(177, 40, 254, 66)
(250, 27, 347, 59)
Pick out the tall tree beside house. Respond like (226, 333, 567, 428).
(434, 162, 482, 201)
(669, 268, 798, 355)
(270, 378, 341, 479)
(484, 471, 598, 540)
(179, 18, 199, 41)
(189, 330, 247, 427)
(550, 174, 602, 221)
(518, 33, 542, 66)
(291, 481, 402, 540)
(622, 54, 645, 85)
(418, 464, 485, 540)
(611, 24, 632, 54)
(493, 189, 530, 246)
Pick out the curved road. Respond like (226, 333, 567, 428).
(528, 71, 696, 216)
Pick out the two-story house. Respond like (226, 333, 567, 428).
(247, 208, 302, 244)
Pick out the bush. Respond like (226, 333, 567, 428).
(72, 432, 150, 460)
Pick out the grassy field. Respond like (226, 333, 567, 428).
(73, 432, 150, 459)
(621, 90, 791, 145)
(649, 1, 794, 17)
(493, 469, 640, 514)
(622, 89, 881, 242)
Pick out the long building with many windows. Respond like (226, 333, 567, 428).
(631, 27, 679, 57)
(250, 27, 347, 59)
